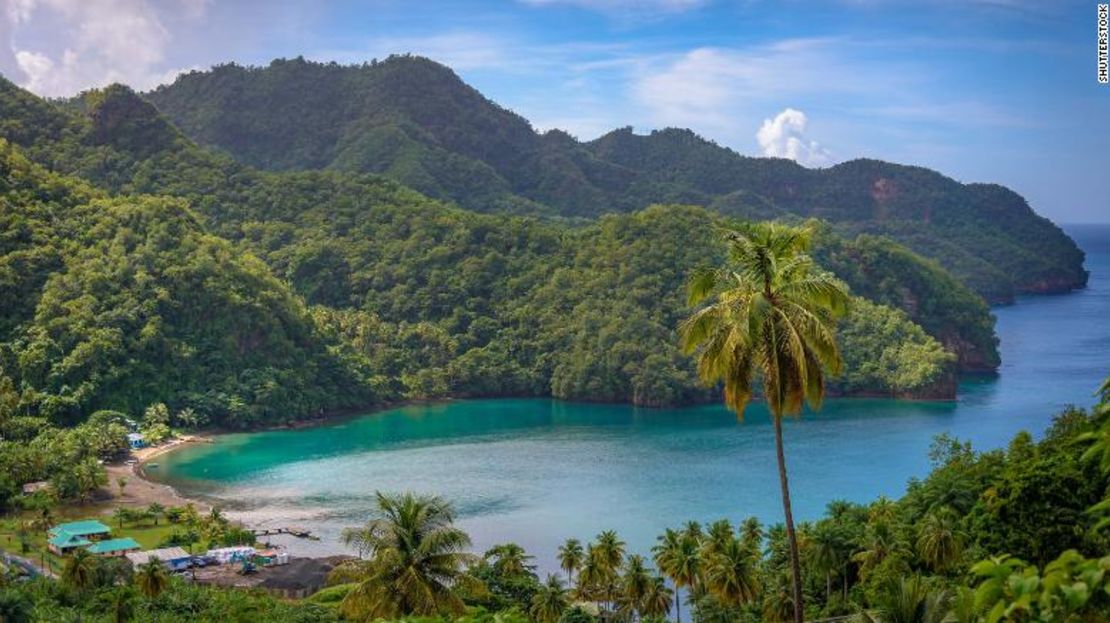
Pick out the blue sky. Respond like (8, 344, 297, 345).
(1, 0, 1107, 222)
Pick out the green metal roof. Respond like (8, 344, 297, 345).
(48, 531, 91, 549)
(87, 537, 141, 554)
(50, 520, 111, 537)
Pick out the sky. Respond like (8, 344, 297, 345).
(1, 0, 1107, 223)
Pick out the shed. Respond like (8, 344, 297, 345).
(127, 546, 192, 571)
(88, 537, 141, 557)
(127, 433, 145, 449)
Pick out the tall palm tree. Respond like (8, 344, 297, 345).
(641, 576, 675, 620)
(594, 530, 626, 612)
(807, 522, 847, 604)
(558, 538, 585, 585)
(915, 507, 965, 573)
(531, 575, 571, 623)
(680, 222, 848, 623)
(338, 491, 479, 620)
(653, 528, 700, 623)
(576, 545, 606, 608)
(61, 548, 97, 591)
(739, 517, 764, 554)
(682, 521, 704, 542)
(621, 554, 653, 618)
(703, 520, 734, 559)
(135, 558, 168, 598)
(703, 538, 759, 609)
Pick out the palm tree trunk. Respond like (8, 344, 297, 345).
(773, 414, 804, 623)
(674, 580, 681, 623)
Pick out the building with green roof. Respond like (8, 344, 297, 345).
(47, 520, 112, 555)
(87, 537, 141, 557)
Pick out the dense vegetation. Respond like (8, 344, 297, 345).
(0, 75, 995, 422)
(0, 136, 955, 434)
(143, 56, 1086, 303)
(3, 385, 1108, 621)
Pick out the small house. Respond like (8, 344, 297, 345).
(127, 546, 192, 571)
(127, 433, 145, 449)
(87, 537, 141, 557)
(47, 520, 111, 555)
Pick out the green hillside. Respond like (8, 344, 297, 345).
(0, 77, 988, 420)
(143, 56, 1086, 303)
(0, 140, 372, 428)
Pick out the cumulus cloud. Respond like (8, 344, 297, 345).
(1, 0, 202, 97)
(755, 108, 833, 167)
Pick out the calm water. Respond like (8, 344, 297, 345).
(153, 224, 1110, 570)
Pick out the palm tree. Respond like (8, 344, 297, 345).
(531, 574, 571, 623)
(576, 546, 607, 608)
(485, 542, 533, 577)
(653, 528, 700, 623)
(739, 517, 764, 554)
(680, 222, 848, 623)
(594, 530, 626, 611)
(703, 520, 734, 559)
(620, 554, 653, 618)
(641, 576, 675, 620)
(340, 524, 375, 559)
(147, 502, 165, 526)
(807, 522, 847, 604)
(337, 491, 479, 620)
(558, 538, 585, 584)
(682, 521, 703, 541)
(135, 558, 169, 598)
(703, 538, 758, 609)
(113, 506, 131, 530)
(61, 548, 97, 591)
(915, 507, 965, 573)
(853, 520, 910, 578)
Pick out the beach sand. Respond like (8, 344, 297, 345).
(101, 436, 212, 513)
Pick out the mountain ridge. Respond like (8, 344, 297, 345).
(144, 55, 1087, 304)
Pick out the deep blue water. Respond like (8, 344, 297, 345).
(154, 224, 1110, 570)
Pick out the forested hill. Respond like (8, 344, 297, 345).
(0, 75, 1005, 426)
(144, 55, 1086, 304)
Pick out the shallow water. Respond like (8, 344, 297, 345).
(153, 224, 1110, 570)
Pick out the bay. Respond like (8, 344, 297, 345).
(152, 224, 1110, 570)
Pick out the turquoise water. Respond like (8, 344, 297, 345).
(153, 224, 1110, 569)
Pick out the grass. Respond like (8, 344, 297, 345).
(0, 512, 207, 574)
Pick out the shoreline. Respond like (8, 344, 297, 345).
(103, 434, 216, 514)
(119, 390, 961, 517)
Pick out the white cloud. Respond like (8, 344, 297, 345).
(1, 0, 201, 96)
(755, 108, 832, 167)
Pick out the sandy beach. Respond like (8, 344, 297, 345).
(102, 435, 212, 513)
